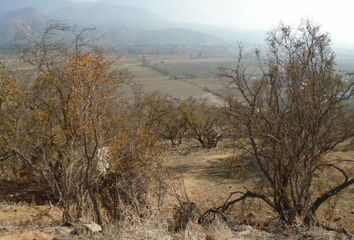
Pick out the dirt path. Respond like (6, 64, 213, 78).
(164, 149, 255, 209)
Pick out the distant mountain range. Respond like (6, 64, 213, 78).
(0, 0, 70, 15)
(0, 0, 265, 49)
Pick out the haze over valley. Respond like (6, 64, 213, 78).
(1, 0, 354, 99)
(0, 1, 353, 239)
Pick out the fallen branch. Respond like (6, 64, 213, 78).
(198, 190, 275, 224)
(310, 178, 354, 214)
(319, 223, 353, 240)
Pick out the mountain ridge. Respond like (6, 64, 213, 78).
(0, 0, 265, 48)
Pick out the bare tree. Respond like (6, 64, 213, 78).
(201, 21, 354, 229)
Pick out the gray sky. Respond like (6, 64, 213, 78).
(72, 0, 354, 44)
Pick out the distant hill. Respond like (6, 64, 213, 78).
(0, 7, 48, 44)
(136, 28, 223, 45)
(0, 0, 70, 15)
(97, 0, 267, 43)
(0, 0, 228, 49)
(54, 3, 175, 31)
(100, 28, 223, 46)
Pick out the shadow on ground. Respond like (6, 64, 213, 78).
(167, 156, 253, 183)
(0, 179, 58, 204)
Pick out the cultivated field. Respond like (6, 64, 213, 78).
(117, 55, 236, 100)
(1, 47, 354, 239)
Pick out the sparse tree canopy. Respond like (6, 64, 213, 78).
(0, 65, 27, 165)
(6, 24, 158, 224)
(182, 98, 226, 148)
(143, 93, 187, 147)
(201, 21, 354, 227)
(26, 34, 122, 223)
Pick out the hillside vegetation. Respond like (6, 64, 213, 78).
(0, 21, 353, 240)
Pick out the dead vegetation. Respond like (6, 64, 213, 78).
(199, 21, 354, 234)
(0, 21, 353, 239)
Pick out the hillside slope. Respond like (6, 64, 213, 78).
(0, 7, 48, 43)
(0, 1, 225, 47)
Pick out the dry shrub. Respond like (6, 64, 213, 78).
(218, 20, 354, 227)
(172, 201, 199, 232)
(181, 98, 227, 149)
(3, 24, 165, 225)
(98, 165, 162, 222)
(101, 212, 234, 240)
(114, 209, 171, 240)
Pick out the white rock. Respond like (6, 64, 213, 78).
(83, 222, 102, 233)
(54, 226, 75, 235)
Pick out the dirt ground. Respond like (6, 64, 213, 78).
(0, 142, 352, 239)
(163, 144, 354, 233)
(164, 148, 255, 208)
(0, 204, 61, 240)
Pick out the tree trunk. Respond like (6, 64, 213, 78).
(171, 138, 176, 147)
(85, 156, 102, 225)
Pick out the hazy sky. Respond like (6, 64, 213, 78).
(73, 0, 354, 44)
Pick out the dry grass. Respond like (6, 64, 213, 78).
(163, 141, 354, 235)
(112, 210, 171, 240)
(0, 203, 61, 240)
(0, 141, 352, 239)
(0, 203, 62, 226)
(104, 216, 242, 240)
(0, 231, 53, 240)
(315, 150, 354, 233)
